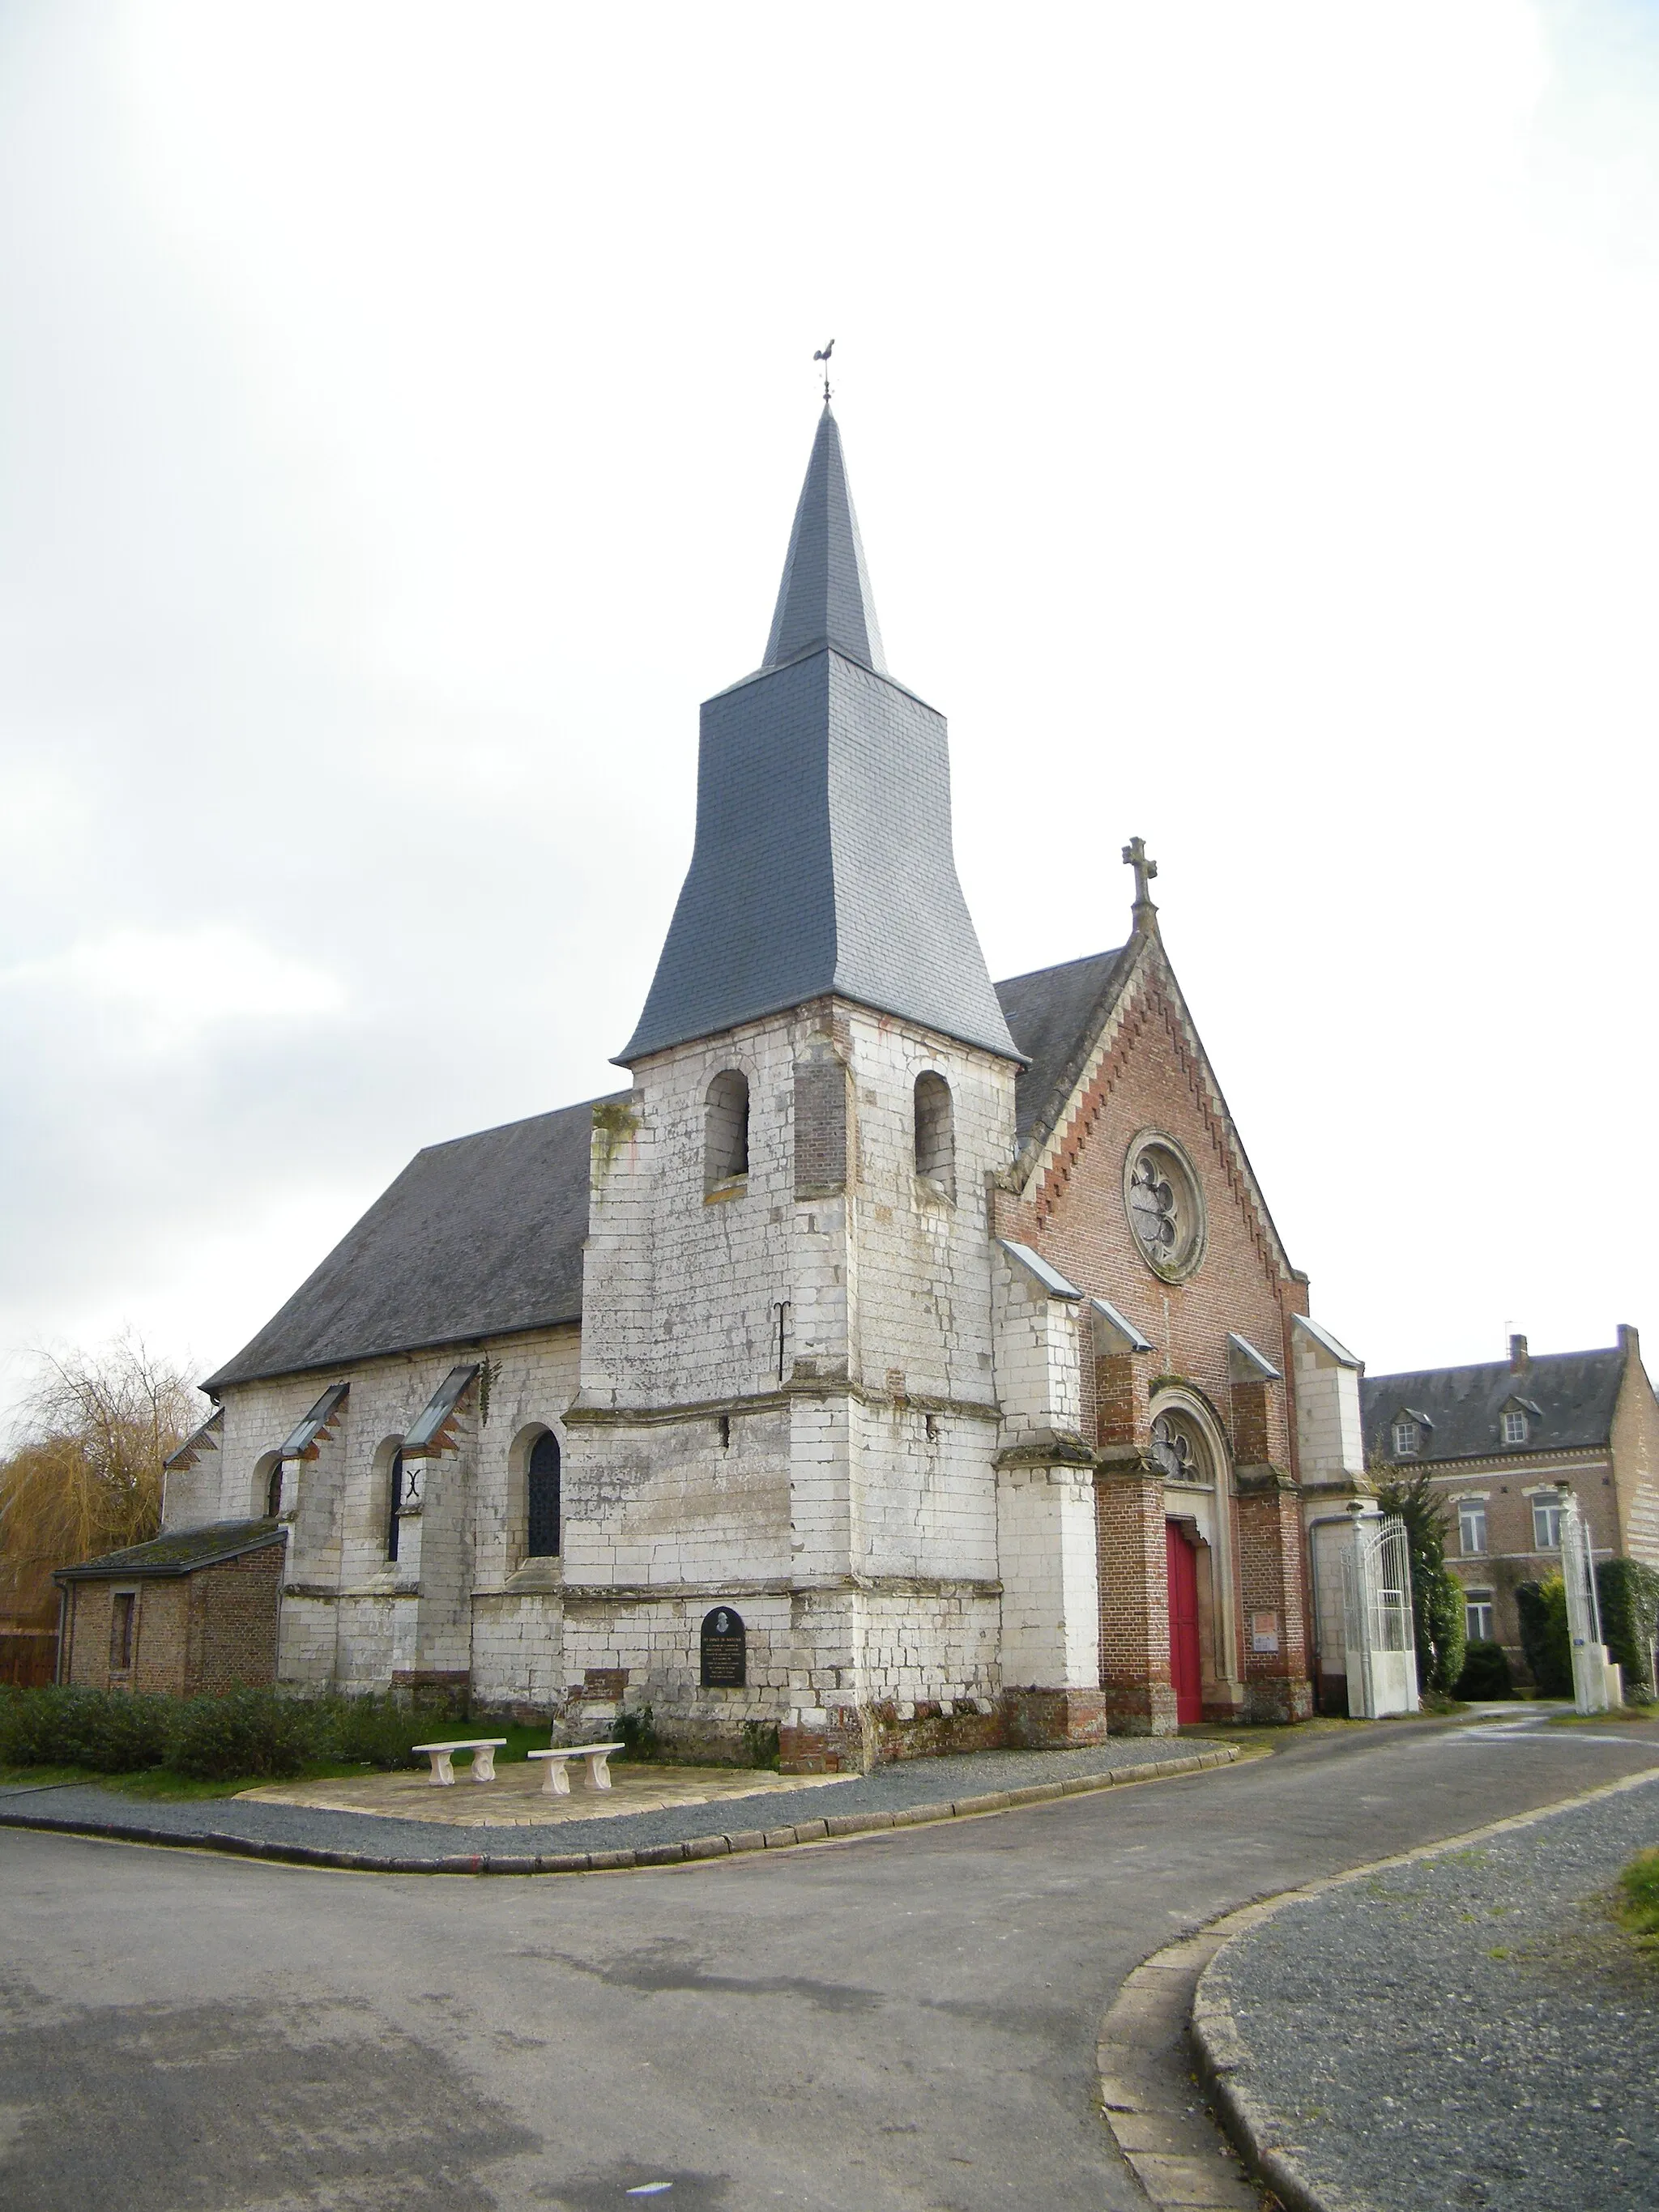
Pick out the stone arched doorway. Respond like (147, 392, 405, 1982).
(1149, 1392, 1239, 1723)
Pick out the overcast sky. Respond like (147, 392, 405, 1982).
(2, 0, 1655, 1423)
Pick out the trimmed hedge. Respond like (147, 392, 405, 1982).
(1515, 1576, 1572, 1695)
(1597, 1558, 1659, 1704)
(1454, 1639, 1514, 1700)
(0, 1686, 488, 1780)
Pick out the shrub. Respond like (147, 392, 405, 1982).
(1597, 1558, 1659, 1705)
(165, 1689, 315, 1780)
(613, 1703, 659, 1760)
(741, 1719, 781, 1770)
(1455, 1640, 1514, 1700)
(1516, 1577, 1572, 1695)
(323, 1692, 431, 1771)
(1373, 1468, 1465, 1694)
(81, 1693, 177, 1771)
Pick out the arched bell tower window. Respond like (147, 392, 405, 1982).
(914, 1072, 954, 1199)
(527, 1430, 561, 1558)
(705, 1070, 750, 1190)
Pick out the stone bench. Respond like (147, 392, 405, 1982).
(412, 1737, 507, 1787)
(527, 1742, 625, 1796)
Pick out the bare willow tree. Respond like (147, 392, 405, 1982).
(0, 1334, 204, 1625)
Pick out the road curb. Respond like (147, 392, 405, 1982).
(0, 1742, 1242, 1874)
(1154, 1765, 1659, 2212)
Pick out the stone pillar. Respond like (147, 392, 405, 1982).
(996, 1454, 1109, 1747)
(1235, 1465, 1314, 1723)
(1094, 1451, 1179, 1736)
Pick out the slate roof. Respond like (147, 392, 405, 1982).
(762, 403, 886, 674)
(1360, 1349, 1628, 1465)
(996, 944, 1132, 1152)
(619, 411, 1020, 1068)
(55, 1519, 284, 1582)
(203, 1096, 615, 1391)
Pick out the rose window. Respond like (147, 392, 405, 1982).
(1124, 1133, 1205, 1280)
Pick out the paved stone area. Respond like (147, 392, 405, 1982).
(1200, 1729, 1659, 2212)
(3, 1717, 1657, 2210)
(0, 1737, 1214, 1862)
(237, 1759, 849, 1827)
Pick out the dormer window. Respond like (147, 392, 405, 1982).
(1392, 1418, 1420, 1457)
(1501, 1409, 1529, 1447)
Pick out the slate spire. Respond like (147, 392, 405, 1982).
(761, 404, 887, 675)
(619, 407, 1020, 1067)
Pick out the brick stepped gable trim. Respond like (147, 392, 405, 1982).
(1014, 940, 1294, 1290)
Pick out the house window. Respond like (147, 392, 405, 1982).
(527, 1431, 561, 1558)
(386, 1448, 404, 1562)
(913, 1072, 954, 1197)
(1502, 1410, 1529, 1446)
(110, 1592, 136, 1671)
(1392, 1419, 1420, 1456)
(705, 1070, 749, 1189)
(1465, 1591, 1496, 1643)
(1457, 1501, 1488, 1557)
(1532, 1491, 1565, 1550)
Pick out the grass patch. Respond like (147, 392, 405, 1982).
(1546, 1706, 1657, 1726)
(1616, 1849, 1659, 1947)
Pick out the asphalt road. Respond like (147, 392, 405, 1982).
(3, 1716, 1656, 2212)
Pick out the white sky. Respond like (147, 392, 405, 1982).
(2, 0, 1656, 1422)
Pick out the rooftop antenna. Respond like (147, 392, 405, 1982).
(813, 338, 834, 403)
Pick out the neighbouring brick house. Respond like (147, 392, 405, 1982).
(90, 403, 1375, 1762)
(1362, 1329, 1659, 1676)
(55, 1519, 285, 1696)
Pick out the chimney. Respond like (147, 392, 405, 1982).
(1618, 1323, 1640, 1362)
(1508, 1332, 1528, 1370)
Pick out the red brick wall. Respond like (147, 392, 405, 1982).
(62, 1548, 281, 1697)
(998, 958, 1302, 1464)
(189, 1547, 283, 1694)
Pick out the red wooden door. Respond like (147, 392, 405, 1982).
(1166, 1521, 1203, 1725)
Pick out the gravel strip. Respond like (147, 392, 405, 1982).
(1201, 1775, 1659, 2212)
(0, 1737, 1234, 1869)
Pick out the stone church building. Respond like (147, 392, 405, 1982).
(65, 407, 1374, 1767)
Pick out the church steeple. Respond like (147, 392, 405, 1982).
(618, 407, 1019, 1068)
(761, 405, 887, 676)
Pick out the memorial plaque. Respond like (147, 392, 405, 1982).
(701, 1605, 746, 1688)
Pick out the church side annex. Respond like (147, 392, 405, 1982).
(67, 405, 1374, 1767)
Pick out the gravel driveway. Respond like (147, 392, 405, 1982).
(1203, 1763, 1659, 2212)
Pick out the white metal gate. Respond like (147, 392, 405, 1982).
(1559, 1490, 1611, 1714)
(1341, 1512, 1419, 1719)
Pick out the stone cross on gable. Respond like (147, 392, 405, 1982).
(1122, 836, 1159, 931)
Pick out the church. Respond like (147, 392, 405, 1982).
(57, 405, 1375, 1767)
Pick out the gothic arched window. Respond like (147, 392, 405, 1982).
(527, 1430, 561, 1558)
(914, 1072, 954, 1198)
(1149, 1411, 1209, 1485)
(706, 1070, 750, 1188)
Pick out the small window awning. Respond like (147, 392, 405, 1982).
(280, 1382, 350, 1460)
(404, 1364, 481, 1455)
